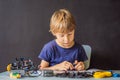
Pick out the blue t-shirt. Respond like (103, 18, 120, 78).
(38, 40, 88, 66)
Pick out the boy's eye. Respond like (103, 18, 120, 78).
(68, 33, 72, 36)
(68, 33, 72, 35)
(60, 35, 64, 37)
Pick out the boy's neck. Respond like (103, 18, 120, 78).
(55, 39, 75, 49)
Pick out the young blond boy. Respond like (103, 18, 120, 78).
(38, 9, 88, 71)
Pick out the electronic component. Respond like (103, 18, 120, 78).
(39, 70, 93, 78)
(7, 58, 40, 77)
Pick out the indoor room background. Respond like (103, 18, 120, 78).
(0, 0, 120, 72)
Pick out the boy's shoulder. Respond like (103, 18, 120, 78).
(43, 40, 56, 48)
(74, 41, 82, 47)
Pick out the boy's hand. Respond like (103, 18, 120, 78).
(74, 60, 85, 71)
(55, 61, 74, 71)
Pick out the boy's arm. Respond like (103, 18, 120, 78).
(39, 60, 49, 70)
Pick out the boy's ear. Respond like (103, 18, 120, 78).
(52, 34, 57, 39)
(52, 33, 56, 36)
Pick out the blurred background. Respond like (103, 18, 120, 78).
(0, 0, 120, 72)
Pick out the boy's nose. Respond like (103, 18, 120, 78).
(64, 36, 69, 43)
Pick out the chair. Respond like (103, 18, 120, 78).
(82, 45, 92, 69)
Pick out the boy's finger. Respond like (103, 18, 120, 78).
(74, 60, 78, 65)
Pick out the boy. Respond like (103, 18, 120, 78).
(38, 9, 88, 71)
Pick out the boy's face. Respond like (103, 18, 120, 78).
(54, 30, 75, 48)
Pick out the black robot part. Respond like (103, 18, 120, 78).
(40, 70, 93, 78)
(40, 70, 54, 77)
(11, 58, 37, 71)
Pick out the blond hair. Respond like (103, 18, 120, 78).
(50, 9, 76, 35)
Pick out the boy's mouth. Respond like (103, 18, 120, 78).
(63, 43, 69, 45)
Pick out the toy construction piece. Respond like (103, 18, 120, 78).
(112, 73, 120, 77)
(93, 71, 112, 78)
(7, 64, 12, 71)
(39, 70, 93, 78)
(10, 72, 21, 79)
(7, 57, 41, 78)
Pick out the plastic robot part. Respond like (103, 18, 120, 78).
(10, 72, 21, 79)
(28, 70, 41, 77)
(40, 70, 54, 77)
(11, 70, 25, 76)
(109, 70, 120, 77)
(112, 73, 120, 77)
(40, 70, 93, 78)
(93, 71, 112, 78)
(7, 64, 12, 71)
(7, 58, 40, 78)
